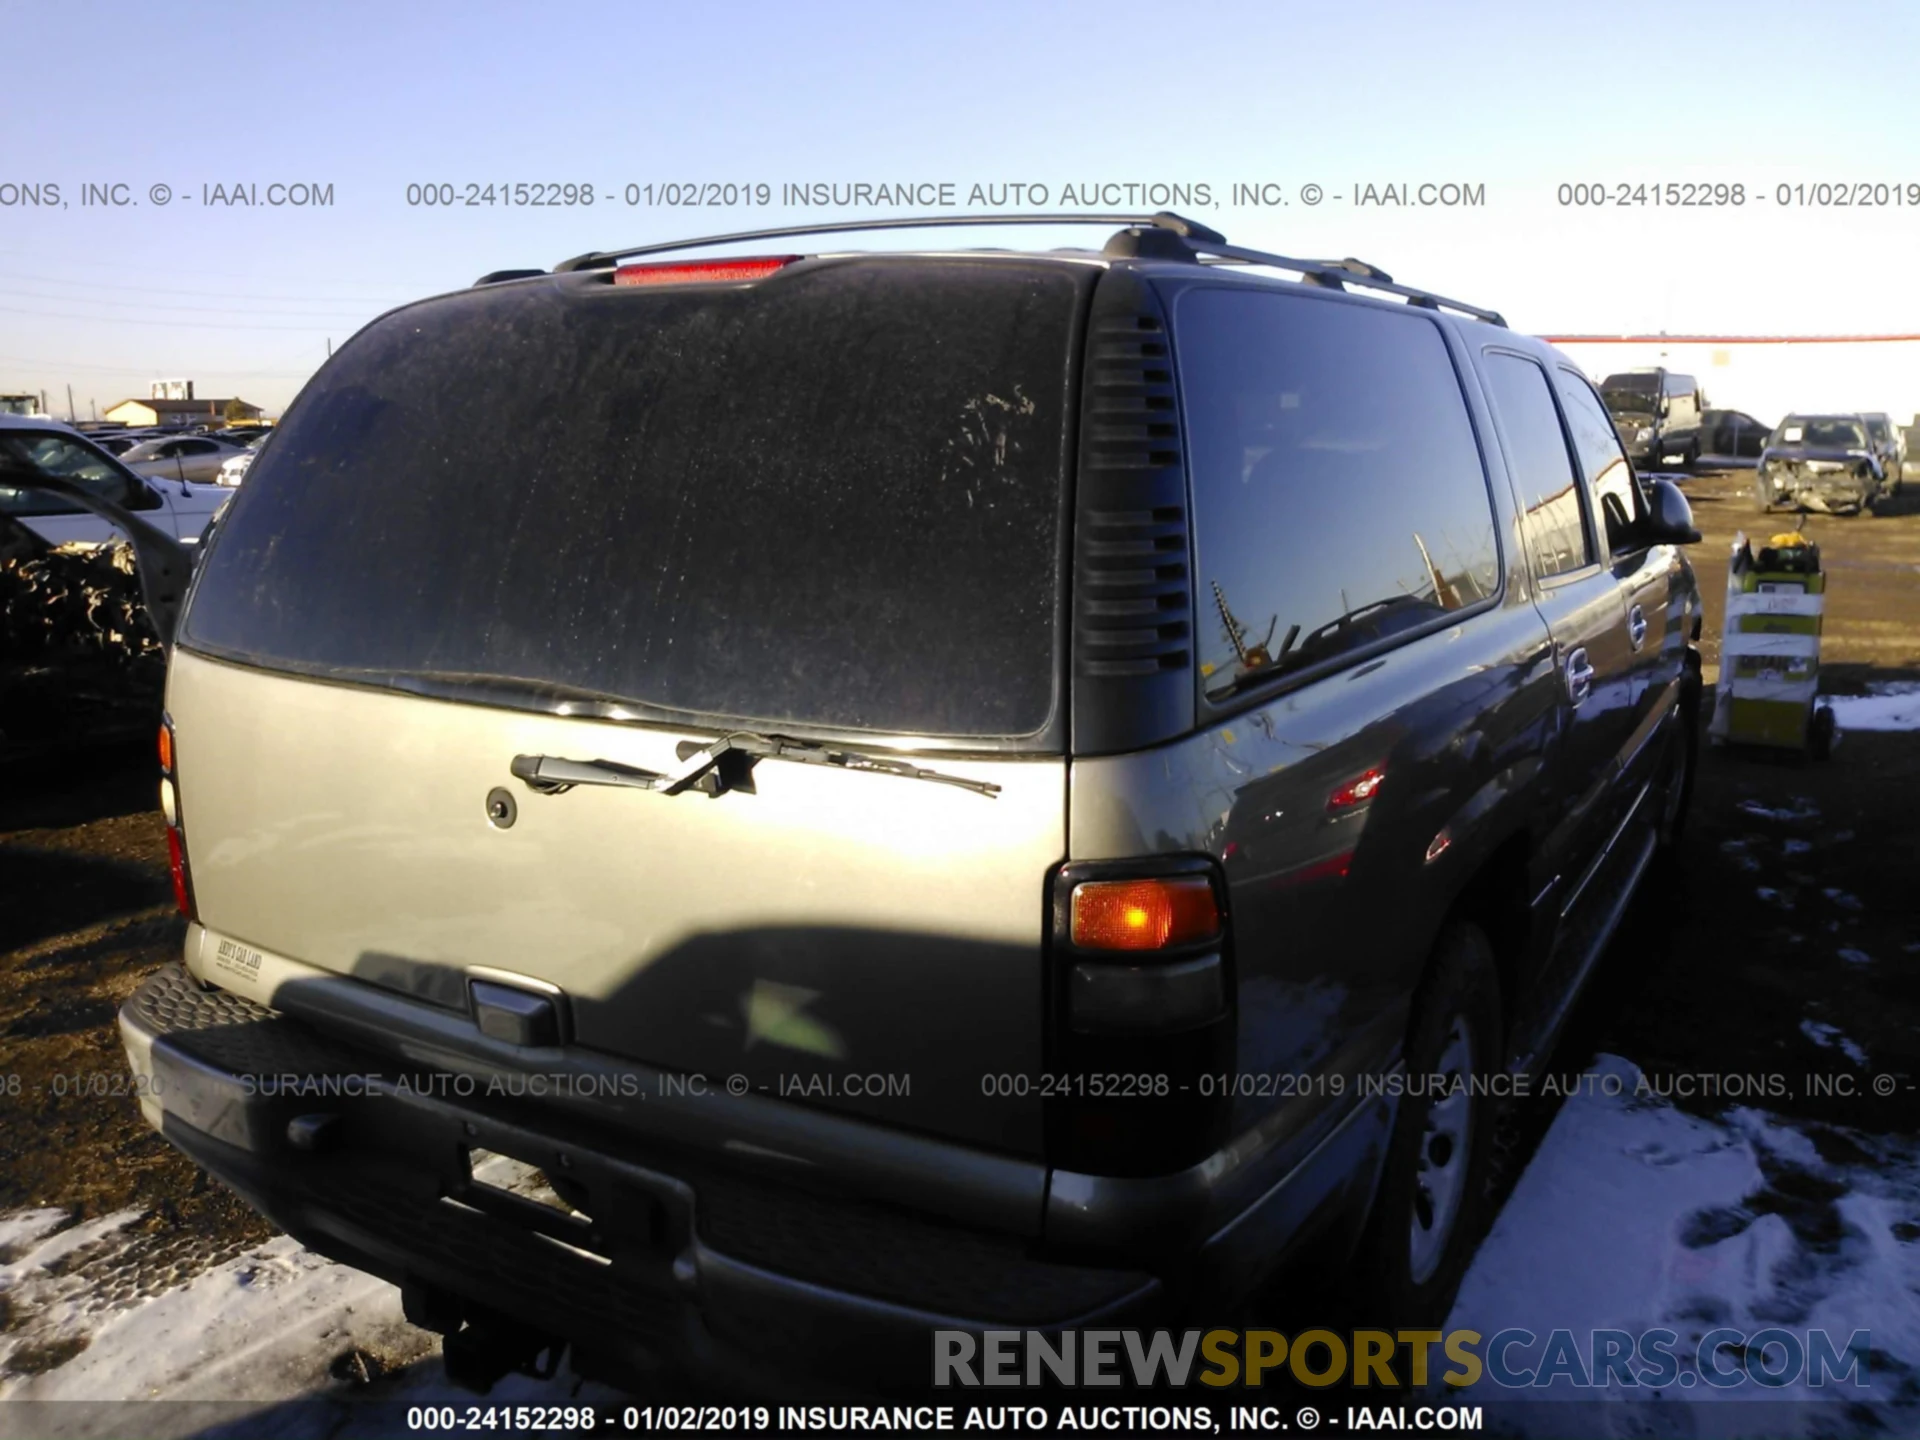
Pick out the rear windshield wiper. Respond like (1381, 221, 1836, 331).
(512, 731, 1002, 800)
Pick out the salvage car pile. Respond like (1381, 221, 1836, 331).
(0, 519, 165, 755)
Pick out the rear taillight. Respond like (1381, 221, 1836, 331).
(159, 719, 196, 920)
(1058, 869, 1228, 1034)
(1046, 860, 1235, 1176)
(1070, 876, 1221, 952)
(612, 255, 799, 287)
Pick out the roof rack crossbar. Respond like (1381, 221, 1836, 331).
(553, 211, 1225, 273)
(1192, 241, 1507, 327)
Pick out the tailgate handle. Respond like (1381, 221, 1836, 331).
(511, 753, 673, 795)
(510, 749, 755, 799)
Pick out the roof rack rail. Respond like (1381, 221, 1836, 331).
(474, 268, 548, 287)
(1183, 242, 1506, 327)
(552, 211, 1225, 273)
(541, 210, 1506, 327)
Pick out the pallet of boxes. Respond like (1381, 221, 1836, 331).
(1709, 529, 1835, 759)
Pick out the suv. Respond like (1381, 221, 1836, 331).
(119, 214, 1703, 1394)
(1598, 368, 1705, 469)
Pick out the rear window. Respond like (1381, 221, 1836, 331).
(1176, 288, 1501, 701)
(182, 259, 1086, 740)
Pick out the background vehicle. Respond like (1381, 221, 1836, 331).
(1860, 412, 1903, 495)
(120, 433, 249, 485)
(1656, 407, 1772, 471)
(0, 509, 172, 760)
(1, 415, 230, 545)
(215, 429, 270, 486)
(121, 214, 1702, 1393)
(1755, 414, 1887, 514)
(1598, 367, 1705, 468)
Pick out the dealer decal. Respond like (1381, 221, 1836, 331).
(213, 937, 263, 980)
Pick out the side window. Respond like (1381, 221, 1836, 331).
(1177, 289, 1502, 700)
(1555, 369, 1644, 554)
(1481, 352, 1593, 579)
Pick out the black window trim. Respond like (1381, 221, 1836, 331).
(1481, 345, 1603, 591)
(1176, 285, 1508, 724)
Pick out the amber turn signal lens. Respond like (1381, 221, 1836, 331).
(1070, 877, 1220, 951)
(157, 724, 173, 774)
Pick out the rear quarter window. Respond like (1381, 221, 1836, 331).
(1175, 288, 1502, 702)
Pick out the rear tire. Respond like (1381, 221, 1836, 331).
(1357, 922, 1502, 1328)
(1809, 706, 1835, 762)
(1657, 684, 1700, 849)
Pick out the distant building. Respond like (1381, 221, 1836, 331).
(103, 396, 262, 427)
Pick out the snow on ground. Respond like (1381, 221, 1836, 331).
(1826, 682, 1920, 733)
(1450, 1054, 1920, 1435)
(1736, 797, 1820, 823)
(6, 1060, 1916, 1435)
(1799, 1019, 1870, 1069)
(0, 1209, 610, 1437)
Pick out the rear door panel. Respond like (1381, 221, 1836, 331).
(169, 650, 1065, 1155)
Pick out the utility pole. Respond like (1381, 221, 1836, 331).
(326, 337, 332, 358)
(67, 384, 76, 421)
(90, 399, 97, 421)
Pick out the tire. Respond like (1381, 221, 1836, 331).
(1357, 922, 1502, 1328)
(1656, 684, 1700, 849)
(1808, 706, 1834, 762)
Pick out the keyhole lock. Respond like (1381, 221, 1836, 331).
(485, 787, 517, 829)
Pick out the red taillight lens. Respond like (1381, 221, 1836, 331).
(160, 718, 194, 918)
(1070, 877, 1221, 952)
(613, 255, 799, 287)
(166, 826, 193, 918)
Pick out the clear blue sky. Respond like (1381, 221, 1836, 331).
(5, 0, 1918, 416)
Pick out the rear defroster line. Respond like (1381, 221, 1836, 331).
(509, 731, 1001, 800)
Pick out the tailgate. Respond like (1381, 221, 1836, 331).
(169, 650, 1063, 1154)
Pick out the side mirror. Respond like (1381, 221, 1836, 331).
(123, 477, 164, 512)
(1643, 478, 1701, 545)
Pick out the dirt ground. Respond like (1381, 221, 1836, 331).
(1, 469, 1916, 1392)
